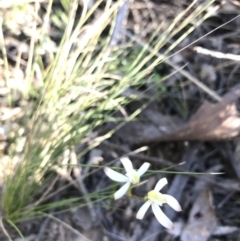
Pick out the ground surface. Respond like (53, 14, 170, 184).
(1, 0, 240, 241)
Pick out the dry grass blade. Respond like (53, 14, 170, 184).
(0, 218, 12, 241)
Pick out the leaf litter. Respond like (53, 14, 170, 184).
(2, 0, 240, 241)
(128, 84, 240, 146)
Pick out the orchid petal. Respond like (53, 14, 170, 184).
(152, 200, 164, 207)
(104, 167, 128, 182)
(136, 200, 151, 220)
(164, 194, 182, 212)
(151, 202, 174, 230)
(154, 178, 168, 192)
(137, 162, 150, 176)
(114, 181, 131, 200)
(120, 157, 133, 172)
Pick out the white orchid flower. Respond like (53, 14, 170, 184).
(104, 157, 150, 200)
(136, 178, 182, 230)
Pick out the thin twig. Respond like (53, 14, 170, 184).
(71, 148, 97, 222)
(30, 176, 59, 208)
(104, 228, 129, 241)
(162, 13, 240, 66)
(164, 143, 199, 220)
(166, 58, 222, 101)
(35, 178, 65, 241)
(217, 191, 235, 209)
(109, 0, 130, 46)
(194, 46, 240, 61)
(34, 216, 50, 241)
(102, 141, 176, 167)
(46, 214, 91, 241)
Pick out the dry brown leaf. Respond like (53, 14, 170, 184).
(233, 138, 240, 179)
(133, 85, 240, 146)
(112, 100, 183, 145)
(180, 189, 217, 241)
